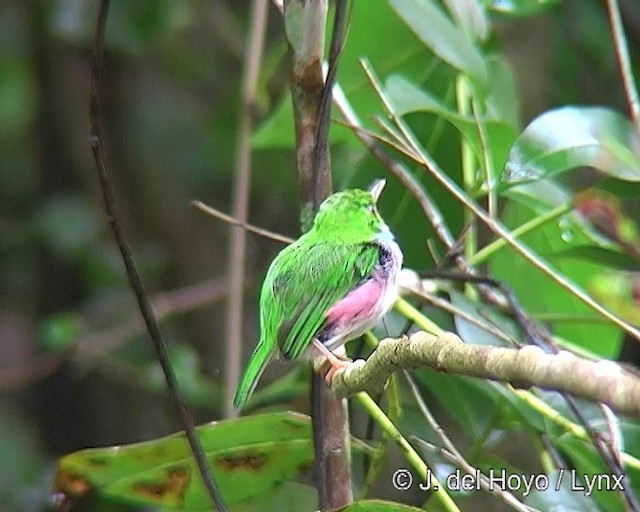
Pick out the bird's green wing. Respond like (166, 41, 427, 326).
(271, 241, 379, 360)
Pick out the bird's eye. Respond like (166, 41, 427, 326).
(367, 204, 375, 213)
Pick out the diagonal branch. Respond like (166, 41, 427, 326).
(89, 2, 227, 510)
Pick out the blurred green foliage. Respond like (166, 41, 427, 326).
(2, 0, 640, 511)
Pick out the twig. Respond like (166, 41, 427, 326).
(0, 354, 63, 392)
(225, 0, 269, 419)
(89, 2, 227, 509)
(77, 278, 227, 357)
(605, 0, 640, 133)
(0, 279, 227, 392)
(360, 57, 640, 342)
(404, 372, 537, 512)
(355, 392, 461, 512)
(192, 200, 292, 244)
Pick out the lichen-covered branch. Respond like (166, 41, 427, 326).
(330, 331, 640, 418)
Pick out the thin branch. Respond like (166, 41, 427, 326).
(355, 392, 461, 512)
(404, 373, 537, 512)
(76, 278, 227, 358)
(330, 331, 640, 418)
(225, 0, 269, 419)
(360, 57, 640, 342)
(192, 200, 292, 244)
(89, 2, 227, 509)
(605, 0, 640, 132)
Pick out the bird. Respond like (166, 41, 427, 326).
(233, 179, 403, 410)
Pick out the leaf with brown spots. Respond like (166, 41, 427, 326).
(53, 412, 314, 510)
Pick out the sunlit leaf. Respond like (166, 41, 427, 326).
(53, 412, 314, 510)
(486, 0, 562, 17)
(503, 107, 640, 184)
(442, 0, 489, 41)
(389, 0, 487, 84)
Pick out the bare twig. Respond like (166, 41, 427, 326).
(0, 279, 227, 392)
(225, 0, 269, 419)
(404, 372, 537, 512)
(605, 0, 640, 132)
(193, 200, 292, 244)
(89, 2, 226, 509)
(361, 57, 640, 342)
(77, 278, 227, 357)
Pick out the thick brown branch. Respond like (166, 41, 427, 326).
(330, 332, 640, 418)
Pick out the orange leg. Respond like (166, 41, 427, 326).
(312, 340, 350, 381)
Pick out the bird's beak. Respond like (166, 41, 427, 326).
(368, 179, 386, 203)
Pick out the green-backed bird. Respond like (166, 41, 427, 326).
(233, 179, 403, 410)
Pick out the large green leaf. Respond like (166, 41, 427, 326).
(413, 369, 500, 438)
(503, 107, 640, 185)
(556, 436, 633, 512)
(524, 470, 600, 512)
(389, 0, 487, 85)
(385, 74, 516, 177)
(489, 201, 622, 357)
(53, 412, 314, 510)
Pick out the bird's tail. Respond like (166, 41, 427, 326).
(233, 340, 271, 411)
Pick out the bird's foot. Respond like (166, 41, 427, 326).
(312, 339, 351, 382)
(322, 357, 351, 382)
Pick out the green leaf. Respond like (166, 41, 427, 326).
(389, 0, 487, 85)
(54, 412, 314, 510)
(489, 201, 623, 357)
(39, 312, 81, 352)
(524, 470, 601, 512)
(551, 246, 640, 271)
(443, 284, 520, 346)
(501, 179, 572, 213)
(442, 0, 489, 42)
(503, 107, 640, 184)
(486, 0, 562, 17)
(385, 74, 516, 173)
(337, 499, 424, 511)
(252, 1, 431, 150)
(556, 436, 632, 512)
(413, 370, 499, 438)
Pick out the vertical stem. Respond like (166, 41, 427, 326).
(605, 0, 640, 133)
(284, 1, 353, 509)
(456, 76, 477, 264)
(225, 0, 269, 418)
